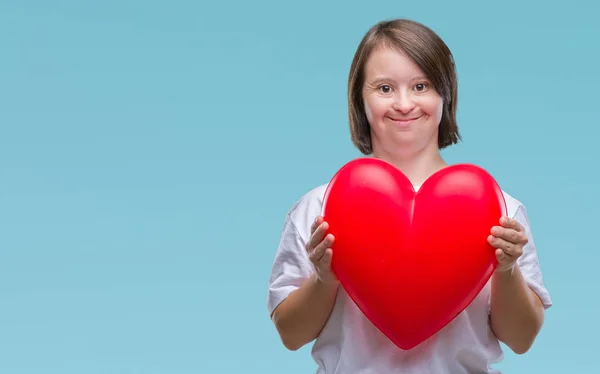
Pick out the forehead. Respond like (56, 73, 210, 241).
(363, 45, 425, 79)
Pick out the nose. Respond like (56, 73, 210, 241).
(392, 92, 416, 113)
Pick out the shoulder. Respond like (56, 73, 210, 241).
(501, 189, 537, 233)
(501, 189, 526, 219)
(285, 183, 329, 238)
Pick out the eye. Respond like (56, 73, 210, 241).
(378, 85, 393, 94)
(413, 82, 429, 92)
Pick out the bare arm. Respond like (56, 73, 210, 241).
(271, 216, 339, 351)
(490, 266, 545, 354)
(271, 272, 339, 351)
(488, 216, 546, 354)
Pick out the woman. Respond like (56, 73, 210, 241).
(267, 18, 552, 373)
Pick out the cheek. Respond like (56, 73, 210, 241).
(364, 97, 386, 125)
(364, 98, 380, 124)
(435, 102, 443, 122)
(421, 96, 444, 121)
(364, 101, 373, 122)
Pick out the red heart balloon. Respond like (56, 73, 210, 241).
(322, 158, 507, 350)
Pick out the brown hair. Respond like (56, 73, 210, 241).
(348, 19, 461, 154)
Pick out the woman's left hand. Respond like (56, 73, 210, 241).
(488, 216, 528, 273)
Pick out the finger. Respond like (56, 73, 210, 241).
(311, 215, 324, 234)
(500, 216, 524, 232)
(495, 248, 507, 262)
(494, 247, 514, 270)
(494, 248, 515, 271)
(306, 221, 328, 252)
(488, 235, 522, 257)
(310, 234, 334, 263)
(319, 248, 333, 268)
(490, 226, 522, 244)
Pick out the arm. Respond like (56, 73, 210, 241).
(268, 213, 339, 351)
(271, 272, 339, 351)
(487, 204, 551, 354)
(490, 265, 545, 354)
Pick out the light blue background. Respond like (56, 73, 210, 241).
(1, 1, 598, 373)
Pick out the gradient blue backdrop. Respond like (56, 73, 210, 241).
(1, 1, 598, 373)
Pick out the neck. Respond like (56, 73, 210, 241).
(372, 143, 448, 187)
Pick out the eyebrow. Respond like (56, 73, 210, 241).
(367, 77, 394, 86)
(367, 76, 429, 85)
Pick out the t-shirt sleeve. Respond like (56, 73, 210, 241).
(514, 204, 553, 309)
(267, 207, 315, 317)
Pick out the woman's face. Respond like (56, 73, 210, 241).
(362, 46, 444, 158)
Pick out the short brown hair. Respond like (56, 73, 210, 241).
(348, 19, 461, 154)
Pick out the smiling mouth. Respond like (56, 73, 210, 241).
(389, 115, 422, 126)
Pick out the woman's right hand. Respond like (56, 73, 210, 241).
(306, 215, 338, 286)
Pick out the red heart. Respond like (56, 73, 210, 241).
(322, 158, 507, 350)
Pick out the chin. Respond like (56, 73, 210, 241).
(389, 131, 420, 145)
(387, 133, 437, 154)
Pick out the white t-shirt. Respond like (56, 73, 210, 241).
(267, 183, 552, 374)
